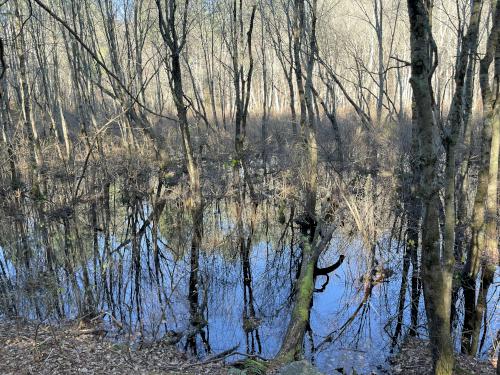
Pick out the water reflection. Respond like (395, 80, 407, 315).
(0, 179, 497, 374)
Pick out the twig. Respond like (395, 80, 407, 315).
(225, 351, 268, 362)
(73, 109, 128, 200)
(159, 345, 240, 371)
(43, 348, 54, 363)
(31, 0, 177, 123)
(389, 55, 411, 66)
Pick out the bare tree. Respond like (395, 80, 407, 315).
(155, 0, 206, 352)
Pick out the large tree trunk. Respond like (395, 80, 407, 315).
(407, 1, 454, 374)
(274, 227, 334, 365)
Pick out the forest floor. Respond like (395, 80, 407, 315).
(0, 319, 228, 375)
(390, 337, 497, 375)
(1, 319, 497, 375)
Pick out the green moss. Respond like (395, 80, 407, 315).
(110, 343, 128, 351)
(294, 260, 315, 321)
(243, 359, 267, 375)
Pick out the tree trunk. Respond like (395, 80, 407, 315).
(407, 1, 454, 373)
(156, 0, 205, 350)
(442, 0, 482, 299)
(274, 0, 322, 365)
(461, 0, 500, 354)
(274, 227, 334, 365)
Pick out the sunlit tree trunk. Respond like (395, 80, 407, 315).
(11, 0, 42, 169)
(461, 0, 500, 355)
(455, 2, 482, 263)
(442, 0, 482, 293)
(0, 75, 19, 188)
(374, 0, 384, 126)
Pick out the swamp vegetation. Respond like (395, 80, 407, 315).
(0, 0, 499, 374)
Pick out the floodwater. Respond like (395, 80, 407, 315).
(0, 189, 497, 374)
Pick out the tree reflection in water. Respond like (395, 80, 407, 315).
(0, 178, 497, 374)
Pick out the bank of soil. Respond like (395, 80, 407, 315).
(390, 337, 497, 375)
(0, 319, 227, 375)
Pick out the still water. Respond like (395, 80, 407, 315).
(0, 194, 497, 374)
